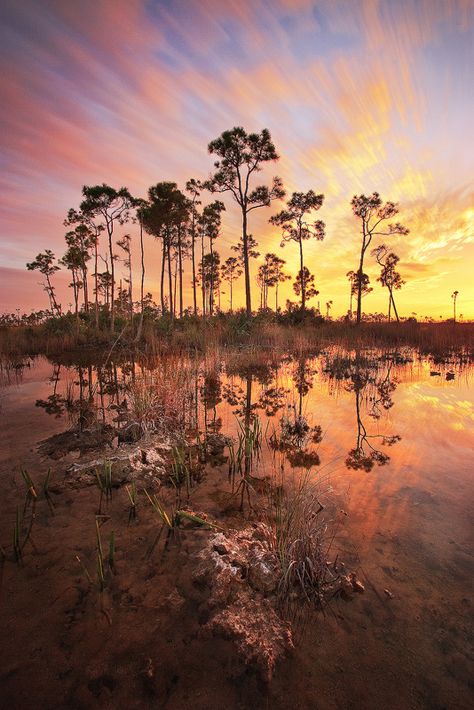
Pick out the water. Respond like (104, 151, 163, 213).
(0, 349, 472, 708)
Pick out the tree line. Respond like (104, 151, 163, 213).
(26, 126, 410, 332)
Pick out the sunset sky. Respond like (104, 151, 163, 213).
(1, 0, 473, 319)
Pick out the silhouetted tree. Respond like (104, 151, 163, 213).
(79, 184, 134, 331)
(346, 270, 372, 317)
(141, 182, 183, 317)
(451, 290, 459, 322)
(63, 224, 95, 313)
(185, 179, 202, 316)
(134, 199, 147, 340)
(293, 267, 318, 305)
(351, 192, 408, 325)
(371, 244, 405, 322)
(198, 252, 221, 315)
(64, 208, 104, 328)
(117, 234, 133, 323)
(221, 256, 242, 312)
(198, 201, 225, 315)
(325, 300, 333, 319)
(206, 127, 285, 316)
(26, 250, 61, 314)
(270, 190, 325, 311)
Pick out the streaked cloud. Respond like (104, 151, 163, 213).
(0, 0, 472, 317)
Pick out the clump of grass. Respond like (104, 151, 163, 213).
(95, 459, 113, 512)
(12, 506, 35, 564)
(20, 467, 37, 500)
(144, 489, 219, 554)
(95, 518, 115, 591)
(228, 415, 263, 511)
(263, 471, 333, 609)
(125, 482, 138, 522)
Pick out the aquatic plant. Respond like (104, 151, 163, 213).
(125, 482, 138, 522)
(95, 459, 113, 511)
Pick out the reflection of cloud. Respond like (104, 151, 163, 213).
(0, 0, 473, 316)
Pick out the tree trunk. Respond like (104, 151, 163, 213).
(167, 239, 174, 318)
(107, 221, 115, 332)
(201, 234, 206, 317)
(191, 211, 197, 316)
(391, 291, 400, 322)
(356, 223, 366, 325)
(209, 240, 214, 315)
(299, 236, 305, 311)
(94, 240, 99, 328)
(136, 217, 145, 340)
(160, 238, 165, 315)
(242, 210, 251, 317)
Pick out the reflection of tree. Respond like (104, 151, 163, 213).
(345, 361, 400, 471)
(266, 356, 322, 470)
(200, 370, 222, 434)
(293, 356, 316, 416)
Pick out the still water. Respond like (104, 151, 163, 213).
(0, 349, 472, 709)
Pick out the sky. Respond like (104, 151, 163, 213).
(0, 0, 473, 319)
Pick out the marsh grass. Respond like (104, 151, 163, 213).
(125, 482, 138, 522)
(95, 460, 113, 512)
(228, 415, 263, 511)
(144, 488, 219, 554)
(20, 467, 37, 501)
(262, 470, 335, 610)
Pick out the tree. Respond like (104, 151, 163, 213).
(64, 208, 104, 328)
(134, 199, 147, 340)
(79, 184, 134, 331)
(185, 179, 202, 316)
(270, 190, 325, 311)
(326, 300, 333, 319)
(371, 244, 405, 322)
(351, 192, 408, 325)
(452, 290, 459, 322)
(293, 267, 318, 304)
(206, 127, 285, 317)
(198, 252, 221, 315)
(198, 201, 225, 315)
(26, 250, 61, 314)
(140, 182, 185, 317)
(256, 253, 288, 310)
(64, 224, 95, 313)
(60, 245, 83, 326)
(266, 254, 289, 311)
(346, 270, 372, 317)
(117, 234, 133, 324)
(221, 256, 242, 312)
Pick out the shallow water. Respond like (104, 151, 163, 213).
(0, 349, 473, 709)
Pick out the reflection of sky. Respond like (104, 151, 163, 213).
(0, 0, 473, 317)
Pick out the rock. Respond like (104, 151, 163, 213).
(340, 575, 354, 599)
(213, 543, 229, 556)
(204, 433, 231, 457)
(207, 596, 293, 683)
(349, 573, 365, 593)
(195, 525, 292, 681)
(38, 424, 117, 459)
(247, 548, 280, 594)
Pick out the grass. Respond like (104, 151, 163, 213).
(20, 467, 37, 500)
(263, 471, 333, 608)
(95, 460, 113, 512)
(1, 312, 473, 361)
(144, 488, 219, 554)
(125, 482, 138, 522)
